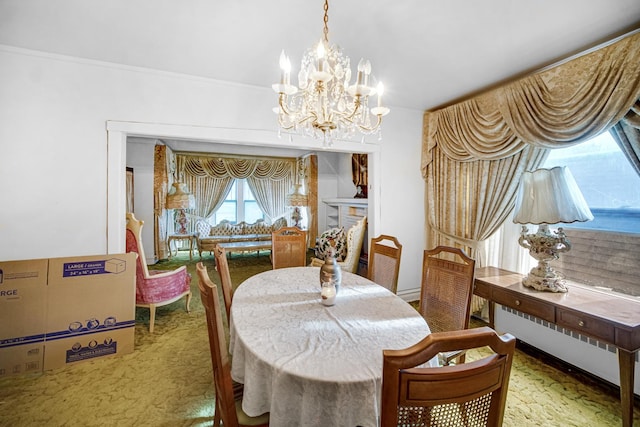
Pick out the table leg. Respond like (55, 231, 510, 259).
(488, 301, 495, 330)
(618, 348, 636, 427)
(167, 238, 173, 259)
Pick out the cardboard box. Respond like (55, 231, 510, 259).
(0, 259, 48, 376)
(43, 253, 136, 371)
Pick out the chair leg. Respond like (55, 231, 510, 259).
(213, 398, 221, 427)
(185, 291, 192, 313)
(149, 305, 156, 333)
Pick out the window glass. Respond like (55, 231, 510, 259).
(209, 179, 265, 225)
(542, 131, 640, 233)
(244, 201, 263, 223)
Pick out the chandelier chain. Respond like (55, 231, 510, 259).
(323, 0, 329, 43)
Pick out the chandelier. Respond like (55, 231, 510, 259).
(272, 0, 390, 146)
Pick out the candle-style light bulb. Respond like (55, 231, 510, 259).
(356, 58, 365, 85)
(363, 60, 371, 87)
(317, 42, 325, 72)
(376, 82, 384, 107)
(279, 50, 291, 85)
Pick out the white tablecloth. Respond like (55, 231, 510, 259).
(229, 267, 432, 427)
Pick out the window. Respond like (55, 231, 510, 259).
(542, 131, 640, 233)
(209, 179, 265, 225)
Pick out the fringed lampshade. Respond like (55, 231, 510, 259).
(285, 184, 308, 207)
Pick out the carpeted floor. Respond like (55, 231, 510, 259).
(0, 251, 638, 426)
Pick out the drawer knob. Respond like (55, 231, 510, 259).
(578, 320, 585, 327)
(515, 300, 521, 306)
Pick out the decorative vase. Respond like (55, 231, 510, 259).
(320, 255, 342, 293)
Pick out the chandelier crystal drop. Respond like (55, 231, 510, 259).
(272, 0, 390, 147)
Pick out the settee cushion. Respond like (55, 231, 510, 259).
(245, 220, 273, 235)
(209, 220, 234, 236)
(314, 227, 347, 261)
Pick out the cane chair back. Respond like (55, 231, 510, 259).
(419, 246, 476, 364)
(271, 227, 308, 269)
(368, 235, 403, 294)
(197, 271, 269, 427)
(381, 327, 516, 427)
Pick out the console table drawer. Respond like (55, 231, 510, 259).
(473, 280, 491, 299)
(557, 308, 615, 343)
(492, 288, 555, 322)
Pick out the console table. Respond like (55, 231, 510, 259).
(474, 266, 640, 427)
(167, 233, 197, 260)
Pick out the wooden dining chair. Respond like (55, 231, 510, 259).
(271, 226, 308, 269)
(211, 244, 234, 322)
(419, 246, 476, 365)
(367, 234, 403, 294)
(380, 326, 516, 427)
(197, 272, 270, 427)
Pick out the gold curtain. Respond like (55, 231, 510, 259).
(421, 30, 640, 313)
(153, 145, 171, 260)
(422, 31, 640, 172)
(175, 154, 296, 224)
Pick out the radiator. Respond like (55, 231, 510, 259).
(495, 305, 640, 395)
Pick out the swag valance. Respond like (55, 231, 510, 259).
(172, 153, 297, 228)
(176, 155, 295, 180)
(422, 30, 640, 173)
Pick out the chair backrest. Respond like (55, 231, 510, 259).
(381, 326, 516, 427)
(368, 234, 402, 293)
(341, 216, 367, 273)
(419, 246, 475, 334)
(197, 271, 241, 427)
(212, 244, 234, 322)
(271, 226, 308, 269)
(125, 212, 151, 278)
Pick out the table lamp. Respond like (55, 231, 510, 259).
(285, 183, 308, 228)
(513, 166, 593, 293)
(166, 182, 196, 234)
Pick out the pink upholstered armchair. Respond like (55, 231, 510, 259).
(126, 213, 192, 333)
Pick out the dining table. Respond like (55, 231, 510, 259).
(229, 266, 433, 427)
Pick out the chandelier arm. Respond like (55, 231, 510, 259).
(278, 94, 295, 116)
(340, 96, 363, 123)
(357, 113, 384, 133)
(277, 118, 297, 131)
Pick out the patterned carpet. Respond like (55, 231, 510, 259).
(0, 251, 638, 426)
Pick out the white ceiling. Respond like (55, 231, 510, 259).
(1, 0, 639, 113)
